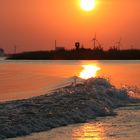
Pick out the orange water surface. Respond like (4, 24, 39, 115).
(0, 60, 139, 101)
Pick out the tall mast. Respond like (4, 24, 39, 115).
(55, 40, 57, 49)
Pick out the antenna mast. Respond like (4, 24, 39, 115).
(55, 40, 57, 50)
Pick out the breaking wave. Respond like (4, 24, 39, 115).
(0, 77, 139, 139)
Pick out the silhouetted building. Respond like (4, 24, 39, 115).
(0, 48, 5, 57)
(55, 47, 65, 51)
(54, 40, 65, 51)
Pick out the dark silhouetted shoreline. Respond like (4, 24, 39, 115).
(7, 48, 140, 60)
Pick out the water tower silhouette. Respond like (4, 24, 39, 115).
(75, 42, 80, 50)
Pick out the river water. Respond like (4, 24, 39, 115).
(0, 60, 140, 140)
(0, 60, 140, 101)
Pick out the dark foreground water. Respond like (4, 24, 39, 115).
(8, 103, 140, 140)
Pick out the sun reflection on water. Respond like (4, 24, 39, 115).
(72, 123, 104, 140)
(79, 64, 101, 79)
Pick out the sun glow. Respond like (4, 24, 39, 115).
(79, 65, 101, 79)
(80, 0, 96, 11)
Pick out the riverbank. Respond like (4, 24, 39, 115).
(7, 49, 140, 60)
(0, 78, 139, 139)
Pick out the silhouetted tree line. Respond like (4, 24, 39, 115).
(7, 47, 140, 60)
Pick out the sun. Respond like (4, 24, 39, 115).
(80, 0, 96, 11)
(79, 64, 101, 79)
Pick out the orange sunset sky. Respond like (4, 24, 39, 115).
(0, 0, 140, 53)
